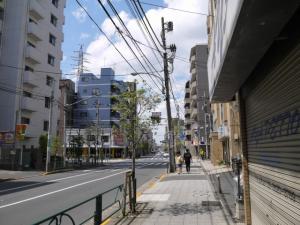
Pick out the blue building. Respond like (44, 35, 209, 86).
(74, 68, 127, 129)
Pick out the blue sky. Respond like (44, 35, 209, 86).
(61, 0, 208, 142)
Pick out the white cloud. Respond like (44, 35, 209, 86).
(82, 0, 208, 143)
(80, 32, 90, 40)
(72, 7, 87, 23)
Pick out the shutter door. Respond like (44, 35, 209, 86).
(245, 42, 300, 225)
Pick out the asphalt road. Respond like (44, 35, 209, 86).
(0, 156, 168, 225)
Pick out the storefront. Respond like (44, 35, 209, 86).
(207, 1, 300, 224)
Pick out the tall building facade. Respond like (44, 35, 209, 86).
(207, 0, 300, 224)
(0, 0, 65, 169)
(184, 45, 210, 156)
(69, 68, 130, 158)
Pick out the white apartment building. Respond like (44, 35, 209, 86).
(0, 0, 65, 168)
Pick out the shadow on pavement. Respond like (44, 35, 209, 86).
(0, 180, 54, 196)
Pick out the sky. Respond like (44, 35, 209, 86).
(61, 0, 208, 144)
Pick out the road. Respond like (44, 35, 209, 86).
(0, 156, 168, 225)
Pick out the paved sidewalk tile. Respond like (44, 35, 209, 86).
(125, 162, 232, 225)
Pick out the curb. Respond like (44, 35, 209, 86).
(42, 168, 74, 176)
(107, 172, 166, 225)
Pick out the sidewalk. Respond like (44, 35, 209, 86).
(112, 161, 239, 225)
(200, 160, 244, 223)
(0, 169, 43, 182)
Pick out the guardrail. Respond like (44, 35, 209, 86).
(32, 184, 124, 225)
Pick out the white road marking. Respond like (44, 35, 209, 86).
(48, 173, 92, 182)
(0, 170, 129, 209)
(0, 169, 120, 193)
(83, 170, 91, 172)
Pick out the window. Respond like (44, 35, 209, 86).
(0, 8, 4, 21)
(50, 14, 57, 27)
(43, 121, 49, 131)
(80, 112, 87, 118)
(21, 117, 30, 124)
(81, 77, 89, 82)
(23, 91, 32, 97)
(49, 33, 56, 46)
(25, 65, 34, 72)
(48, 54, 55, 66)
(82, 89, 87, 94)
(45, 97, 50, 108)
(101, 136, 109, 142)
(92, 88, 100, 96)
(46, 76, 52, 86)
(52, 0, 59, 7)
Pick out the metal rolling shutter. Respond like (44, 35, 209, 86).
(245, 42, 300, 225)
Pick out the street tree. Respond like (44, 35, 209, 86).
(51, 136, 62, 170)
(113, 81, 161, 157)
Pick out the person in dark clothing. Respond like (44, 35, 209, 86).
(184, 149, 192, 173)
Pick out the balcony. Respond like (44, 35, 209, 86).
(29, 0, 46, 20)
(22, 97, 39, 112)
(191, 107, 198, 120)
(218, 125, 229, 140)
(190, 54, 196, 63)
(27, 22, 42, 42)
(191, 68, 196, 82)
(25, 45, 42, 64)
(23, 71, 39, 87)
(191, 80, 197, 95)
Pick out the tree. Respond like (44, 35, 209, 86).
(113, 81, 161, 157)
(39, 134, 48, 160)
(51, 136, 62, 170)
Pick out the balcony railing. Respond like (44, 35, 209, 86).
(22, 96, 39, 112)
(23, 71, 39, 87)
(26, 45, 42, 64)
(28, 22, 42, 42)
(29, 0, 45, 20)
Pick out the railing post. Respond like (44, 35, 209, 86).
(94, 194, 102, 225)
(122, 172, 128, 216)
(128, 173, 133, 212)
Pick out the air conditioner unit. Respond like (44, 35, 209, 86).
(234, 133, 239, 140)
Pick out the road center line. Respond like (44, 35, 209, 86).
(48, 173, 92, 182)
(0, 170, 129, 209)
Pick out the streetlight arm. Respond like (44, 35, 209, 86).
(64, 95, 96, 108)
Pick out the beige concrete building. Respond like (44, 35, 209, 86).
(0, 0, 65, 169)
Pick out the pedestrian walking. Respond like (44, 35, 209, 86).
(184, 149, 192, 173)
(200, 148, 205, 160)
(175, 151, 183, 174)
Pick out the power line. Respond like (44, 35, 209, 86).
(125, 0, 163, 69)
(106, 0, 164, 85)
(97, 0, 163, 93)
(75, 0, 161, 95)
(137, 0, 209, 16)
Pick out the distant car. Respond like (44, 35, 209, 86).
(163, 153, 169, 158)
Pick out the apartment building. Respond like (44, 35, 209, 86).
(184, 45, 210, 157)
(207, 0, 300, 224)
(69, 68, 131, 158)
(0, 0, 65, 169)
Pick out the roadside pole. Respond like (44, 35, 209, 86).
(131, 81, 137, 212)
(46, 80, 55, 173)
(161, 17, 175, 173)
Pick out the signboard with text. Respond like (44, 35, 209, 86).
(0, 132, 14, 144)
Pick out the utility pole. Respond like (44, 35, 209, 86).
(161, 17, 175, 173)
(96, 100, 100, 165)
(131, 81, 137, 212)
(46, 79, 55, 173)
